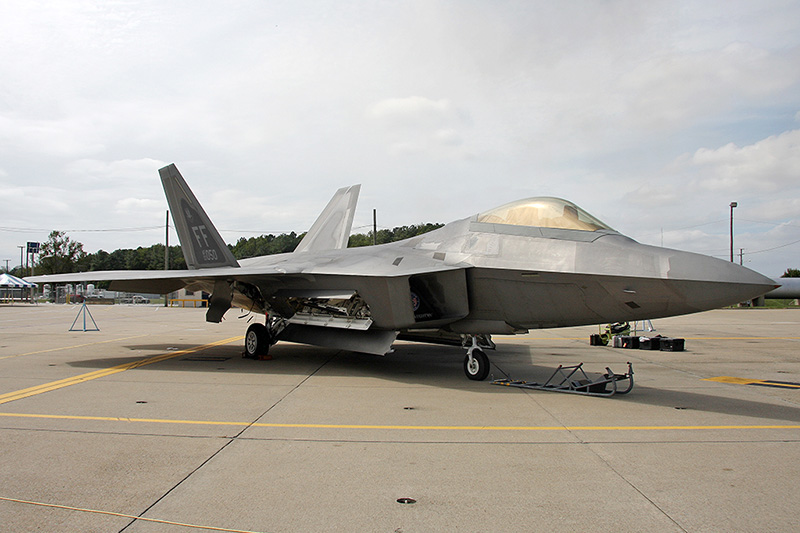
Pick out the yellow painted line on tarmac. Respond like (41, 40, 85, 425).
(0, 411, 798, 432)
(704, 376, 762, 385)
(0, 334, 151, 361)
(0, 336, 243, 405)
(705, 376, 800, 389)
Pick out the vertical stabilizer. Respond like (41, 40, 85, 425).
(160, 164, 240, 270)
(294, 184, 361, 253)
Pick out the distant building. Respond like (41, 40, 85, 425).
(168, 288, 208, 308)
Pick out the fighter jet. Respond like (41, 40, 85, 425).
(28, 164, 777, 380)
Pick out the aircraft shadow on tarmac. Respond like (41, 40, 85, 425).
(622, 386, 800, 424)
(65, 341, 800, 423)
(67, 342, 475, 384)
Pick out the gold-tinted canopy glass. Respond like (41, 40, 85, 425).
(477, 197, 612, 232)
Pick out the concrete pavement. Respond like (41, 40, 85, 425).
(1, 304, 798, 532)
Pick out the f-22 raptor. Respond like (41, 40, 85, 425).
(29, 164, 776, 380)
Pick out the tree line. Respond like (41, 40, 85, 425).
(10, 227, 799, 278)
(13, 224, 445, 276)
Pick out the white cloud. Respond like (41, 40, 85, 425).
(0, 185, 71, 217)
(2, 1, 800, 276)
(65, 158, 166, 184)
(367, 97, 472, 157)
(368, 97, 467, 130)
(623, 43, 800, 131)
(0, 115, 106, 158)
(685, 129, 800, 192)
(115, 197, 162, 213)
(758, 197, 800, 221)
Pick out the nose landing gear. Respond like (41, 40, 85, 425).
(462, 334, 495, 381)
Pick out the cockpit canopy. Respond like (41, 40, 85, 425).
(476, 197, 612, 232)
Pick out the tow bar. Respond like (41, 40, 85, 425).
(492, 362, 634, 397)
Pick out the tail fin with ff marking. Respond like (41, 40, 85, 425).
(159, 164, 240, 270)
(294, 184, 361, 253)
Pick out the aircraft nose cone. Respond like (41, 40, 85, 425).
(667, 250, 778, 309)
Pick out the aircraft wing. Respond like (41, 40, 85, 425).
(27, 163, 470, 355)
(25, 254, 462, 294)
(27, 250, 469, 353)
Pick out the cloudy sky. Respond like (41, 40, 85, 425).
(2, 0, 799, 277)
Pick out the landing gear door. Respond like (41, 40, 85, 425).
(408, 270, 469, 327)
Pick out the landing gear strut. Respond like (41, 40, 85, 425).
(462, 335, 495, 381)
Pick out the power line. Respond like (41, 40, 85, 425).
(738, 218, 800, 229)
(0, 225, 163, 233)
(745, 237, 800, 255)
(630, 218, 728, 239)
(217, 229, 297, 235)
(2, 224, 394, 236)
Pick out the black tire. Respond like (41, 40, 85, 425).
(463, 349, 490, 381)
(244, 323, 270, 358)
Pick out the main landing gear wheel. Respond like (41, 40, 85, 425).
(244, 323, 271, 359)
(464, 348, 490, 381)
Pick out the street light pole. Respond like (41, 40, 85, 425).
(729, 202, 738, 262)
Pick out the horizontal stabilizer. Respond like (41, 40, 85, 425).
(160, 164, 240, 270)
(294, 184, 360, 253)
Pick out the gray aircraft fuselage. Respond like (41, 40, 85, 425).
(221, 214, 773, 337)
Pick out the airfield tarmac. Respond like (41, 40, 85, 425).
(1, 304, 799, 532)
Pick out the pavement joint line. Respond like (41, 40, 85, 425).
(0, 334, 151, 360)
(0, 495, 265, 533)
(0, 335, 243, 405)
(1, 412, 799, 431)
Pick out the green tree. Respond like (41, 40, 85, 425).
(230, 232, 302, 259)
(36, 222, 444, 275)
(782, 268, 800, 278)
(348, 223, 444, 247)
(36, 231, 87, 274)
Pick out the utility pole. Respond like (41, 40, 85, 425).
(373, 209, 377, 246)
(3, 260, 8, 272)
(164, 210, 170, 307)
(165, 210, 170, 270)
(729, 202, 737, 262)
(27, 242, 39, 301)
(18, 246, 23, 274)
(739, 248, 743, 266)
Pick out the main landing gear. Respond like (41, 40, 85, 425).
(462, 334, 496, 381)
(243, 316, 287, 360)
(244, 323, 272, 360)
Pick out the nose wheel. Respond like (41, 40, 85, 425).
(462, 334, 494, 380)
(464, 348, 490, 380)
